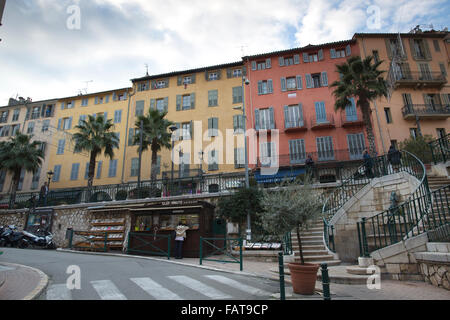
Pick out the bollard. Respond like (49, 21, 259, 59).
(278, 252, 285, 301)
(321, 263, 331, 300)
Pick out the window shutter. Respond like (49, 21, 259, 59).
(279, 57, 285, 67)
(257, 81, 263, 95)
(242, 66, 247, 76)
(268, 79, 273, 93)
(103, 112, 107, 122)
(163, 97, 169, 112)
(293, 54, 300, 65)
(303, 53, 309, 63)
(330, 48, 336, 59)
(57, 118, 62, 130)
(190, 93, 195, 109)
(281, 77, 287, 92)
(150, 99, 156, 110)
(423, 39, 432, 59)
(233, 115, 238, 132)
(284, 106, 289, 128)
(305, 74, 313, 88)
(298, 103, 304, 125)
(189, 120, 193, 138)
(68, 117, 73, 129)
(177, 76, 182, 86)
(191, 74, 196, 84)
(265, 58, 271, 69)
(208, 118, 213, 137)
(318, 49, 324, 61)
(251, 61, 257, 71)
(150, 80, 156, 90)
(128, 128, 134, 146)
(96, 161, 102, 179)
(321, 72, 328, 87)
(176, 95, 181, 111)
(254, 109, 260, 130)
(346, 44, 351, 56)
(112, 92, 117, 101)
(94, 97, 98, 105)
(441, 94, 450, 107)
(269, 107, 275, 129)
(205, 71, 209, 81)
(226, 68, 232, 78)
(296, 75, 303, 90)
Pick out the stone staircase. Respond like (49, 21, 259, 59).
(427, 176, 450, 192)
(290, 219, 341, 267)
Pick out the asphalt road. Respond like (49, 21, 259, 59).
(0, 248, 281, 301)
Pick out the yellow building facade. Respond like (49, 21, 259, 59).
(354, 31, 449, 154)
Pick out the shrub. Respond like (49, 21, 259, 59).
(399, 134, 434, 164)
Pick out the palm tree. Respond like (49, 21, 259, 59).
(73, 114, 119, 189)
(331, 55, 388, 156)
(134, 109, 174, 183)
(0, 133, 44, 208)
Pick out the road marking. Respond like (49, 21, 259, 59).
(168, 275, 232, 300)
(46, 284, 73, 300)
(204, 275, 271, 296)
(130, 277, 182, 300)
(91, 280, 127, 300)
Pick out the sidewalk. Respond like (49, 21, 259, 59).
(0, 261, 48, 300)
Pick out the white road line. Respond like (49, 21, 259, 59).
(130, 277, 182, 300)
(90, 280, 127, 300)
(168, 275, 232, 300)
(46, 284, 72, 300)
(204, 275, 271, 296)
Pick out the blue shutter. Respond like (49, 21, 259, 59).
(293, 54, 300, 64)
(318, 49, 324, 61)
(321, 72, 328, 87)
(305, 74, 313, 88)
(346, 44, 352, 56)
(345, 98, 358, 121)
(284, 106, 289, 128)
(281, 78, 287, 92)
(150, 99, 156, 110)
(176, 95, 181, 111)
(315, 102, 327, 123)
(269, 107, 275, 129)
(96, 161, 102, 179)
(251, 61, 257, 71)
(265, 58, 271, 69)
(303, 53, 309, 63)
(279, 57, 284, 67)
(57, 118, 62, 130)
(267, 79, 273, 93)
(330, 49, 336, 59)
(296, 75, 303, 90)
(190, 93, 195, 109)
(254, 109, 260, 130)
(68, 117, 73, 129)
(257, 81, 263, 95)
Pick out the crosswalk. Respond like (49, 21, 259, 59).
(45, 274, 275, 300)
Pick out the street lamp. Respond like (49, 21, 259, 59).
(233, 75, 251, 242)
(47, 170, 54, 189)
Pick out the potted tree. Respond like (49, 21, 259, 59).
(259, 176, 322, 295)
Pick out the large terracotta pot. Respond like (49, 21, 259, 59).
(288, 262, 320, 295)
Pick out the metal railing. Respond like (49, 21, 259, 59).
(391, 71, 447, 84)
(310, 114, 335, 128)
(356, 151, 432, 256)
(429, 134, 450, 165)
(127, 232, 172, 259)
(322, 150, 429, 254)
(402, 104, 450, 118)
(283, 232, 293, 255)
(199, 237, 243, 271)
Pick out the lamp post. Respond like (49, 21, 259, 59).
(47, 170, 54, 189)
(233, 75, 251, 242)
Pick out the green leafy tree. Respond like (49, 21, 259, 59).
(134, 109, 174, 183)
(259, 178, 322, 264)
(73, 114, 119, 189)
(0, 133, 44, 208)
(399, 134, 434, 164)
(331, 55, 388, 156)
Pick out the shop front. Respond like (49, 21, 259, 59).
(127, 200, 216, 258)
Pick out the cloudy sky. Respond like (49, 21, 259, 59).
(0, 0, 448, 106)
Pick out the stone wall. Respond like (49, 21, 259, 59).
(0, 210, 27, 228)
(332, 172, 420, 262)
(414, 243, 450, 290)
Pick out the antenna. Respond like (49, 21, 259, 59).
(145, 64, 149, 76)
(236, 44, 248, 57)
(81, 80, 93, 95)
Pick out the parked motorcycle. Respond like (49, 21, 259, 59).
(21, 229, 55, 249)
(0, 225, 29, 248)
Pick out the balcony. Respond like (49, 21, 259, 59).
(341, 112, 364, 127)
(284, 119, 308, 133)
(390, 71, 447, 89)
(402, 104, 450, 120)
(310, 114, 335, 130)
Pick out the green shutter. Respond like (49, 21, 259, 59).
(268, 79, 273, 93)
(293, 54, 300, 64)
(296, 75, 303, 90)
(281, 77, 286, 92)
(176, 95, 181, 111)
(190, 93, 195, 109)
(255, 109, 260, 130)
(321, 72, 328, 87)
(279, 57, 285, 67)
(305, 74, 313, 88)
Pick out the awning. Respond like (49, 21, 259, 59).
(254, 167, 305, 183)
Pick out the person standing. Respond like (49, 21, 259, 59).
(174, 221, 189, 259)
(305, 154, 314, 180)
(363, 149, 374, 178)
(388, 144, 402, 173)
(39, 182, 49, 207)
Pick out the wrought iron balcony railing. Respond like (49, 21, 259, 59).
(402, 104, 450, 119)
(391, 71, 447, 88)
(310, 114, 335, 129)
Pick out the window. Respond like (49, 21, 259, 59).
(433, 39, 441, 52)
(412, 39, 427, 59)
(309, 53, 318, 62)
(181, 122, 192, 140)
(233, 115, 245, 134)
(384, 108, 393, 124)
(335, 49, 346, 58)
(305, 72, 328, 88)
(155, 80, 167, 89)
(255, 108, 275, 130)
(208, 117, 219, 137)
(183, 76, 192, 85)
(11, 124, 20, 136)
(81, 98, 88, 107)
(330, 46, 351, 59)
(286, 77, 297, 90)
(181, 95, 191, 110)
(0, 126, 8, 137)
(232, 87, 242, 104)
(96, 161, 102, 179)
(257, 61, 267, 70)
(70, 163, 80, 181)
(419, 63, 432, 80)
(257, 80, 273, 95)
(57, 139, 65, 155)
(62, 117, 72, 130)
(232, 69, 242, 77)
(17, 168, 25, 191)
(410, 128, 419, 139)
(390, 140, 398, 150)
(0, 111, 9, 123)
(39, 142, 46, 154)
(436, 128, 446, 139)
(345, 98, 357, 122)
(31, 168, 41, 190)
(135, 101, 145, 116)
(114, 110, 122, 124)
(259, 142, 277, 167)
(208, 90, 218, 107)
(312, 74, 321, 88)
(137, 82, 148, 91)
(117, 92, 127, 101)
(12, 109, 20, 122)
(252, 59, 271, 71)
(0, 170, 6, 193)
(317, 136, 334, 161)
(27, 122, 35, 134)
(439, 63, 447, 77)
(289, 139, 306, 164)
(208, 72, 218, 81)
(53, 165, 62, 182)
(31, 106, 40, 119)
(42, 120, 50, 132)
(66, 101, 74, 109)
(234, 148, 245, 169)
(347, 133, 366, 160)
(284, 104, 304, 128)
(43, 104, 54, 117)
(279, 55, 300, 66)
(208, 150, 219, 171)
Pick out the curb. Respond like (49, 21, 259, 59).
(56, 248, 281, 282)
(0, 262, 49, 300)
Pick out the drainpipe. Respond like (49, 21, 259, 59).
(121, 86, 136, 183)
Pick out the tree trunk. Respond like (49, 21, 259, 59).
(296, 224, 305, 265)
(361, 100, 377, 156)
(8, 168, 21, 209)
(150, 142, 158, 183)
(87, 151, 97, 189)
